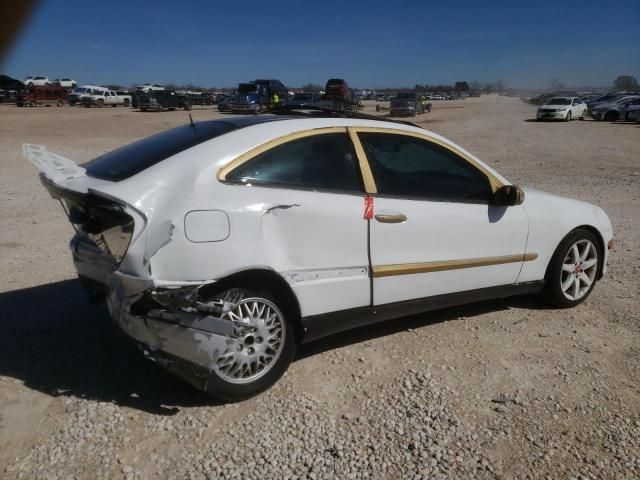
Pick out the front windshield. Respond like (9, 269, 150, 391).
(548, 98, 571, 105)
(73, 88, 88, 94)
(396, 93, 414, 99)
(238, 84, 257, 94)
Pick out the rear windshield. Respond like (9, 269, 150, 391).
(83, 121, 238, 181)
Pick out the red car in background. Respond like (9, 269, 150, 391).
(17, 85, 68, 107)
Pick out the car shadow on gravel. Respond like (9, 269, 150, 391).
(0, 279, 215, 415)
(0, 279, 552, 413)
(297, 295, 552, 360)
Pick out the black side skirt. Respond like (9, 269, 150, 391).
(300, 281, 544, 344)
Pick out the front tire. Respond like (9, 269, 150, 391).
(565, 111, 572, 122)
(605, 111, 618, 122)
(543, 229, 600, 308)
(205, 288, 297, 401)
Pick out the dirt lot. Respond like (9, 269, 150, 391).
(0, 96, 638, 480)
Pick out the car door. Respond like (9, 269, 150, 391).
(218, 128, 371, 317)
(572, 98, 582, 117)
(354, 129, 530, 306)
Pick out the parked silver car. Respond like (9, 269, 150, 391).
(591, 96, 640, 121)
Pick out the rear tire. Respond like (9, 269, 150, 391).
(604, 111, 618, 122)
(580, 110, 586, 120)
(205, 288, 297, 401)
(543, 229, 601, 308)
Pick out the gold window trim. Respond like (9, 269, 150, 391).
(217, 124, 504, 195)
(347, 126, 504, 194)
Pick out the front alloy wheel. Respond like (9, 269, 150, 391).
(544, 229, 600, 307)
(559, 239, 598, 301)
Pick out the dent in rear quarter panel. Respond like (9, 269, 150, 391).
(517, 189, 612, 283)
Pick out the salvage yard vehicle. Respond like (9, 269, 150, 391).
(285, 91, 322, 108)
(137, 89, 191, 111)
(536, 97, 587, 121)
(16, 85, 68, 107)
(231, 79, 288, 114)
(52, 78, 77, 89)
(625, 104, 640, 122)
(24, 111, 613, 400)
(323, 78, 358, 112)
(628, 107, 640, 123)
(390, 92, 425, 117)
(591, 96, 640, 121)
(68, 85, 108, 105)
(136, 83, 165, 92)
(23, 75, 50, 86)
(81, 90, 132, 107)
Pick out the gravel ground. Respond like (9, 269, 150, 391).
(0, 96, 638, 480)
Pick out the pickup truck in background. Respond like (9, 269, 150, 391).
(137, 90, 192, 111)
(81, 90, 132, 107)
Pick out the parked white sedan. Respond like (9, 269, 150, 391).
(537, 97, 587, 121)
(24, 113, 613, 400)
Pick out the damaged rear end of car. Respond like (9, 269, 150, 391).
(22, 121, 260, 394)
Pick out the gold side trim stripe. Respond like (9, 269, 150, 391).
(372, 253, 538, 278)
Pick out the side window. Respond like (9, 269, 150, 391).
(358, 132, 492, 203)
(226, 133, 363, 192)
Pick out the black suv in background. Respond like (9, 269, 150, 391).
(138, 90, 191, 111)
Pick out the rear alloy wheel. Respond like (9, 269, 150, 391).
(543, 229, 600, 308)
(206, 289, 296, 401)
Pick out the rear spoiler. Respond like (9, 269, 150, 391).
(23, 144, 86, 182)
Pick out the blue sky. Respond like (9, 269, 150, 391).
(2, 0, 639, 88)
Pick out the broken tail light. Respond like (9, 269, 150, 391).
(63, 196, 134, 265)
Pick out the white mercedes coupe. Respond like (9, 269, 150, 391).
(25, 110, 613, 400)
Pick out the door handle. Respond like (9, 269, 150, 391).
(375, 213, 407, 223)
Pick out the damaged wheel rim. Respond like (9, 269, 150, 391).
(214, 298, 285, 384)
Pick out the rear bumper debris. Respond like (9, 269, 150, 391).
(73, 240, 237, 391)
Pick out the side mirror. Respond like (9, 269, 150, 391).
(494, 185, 525, 206)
